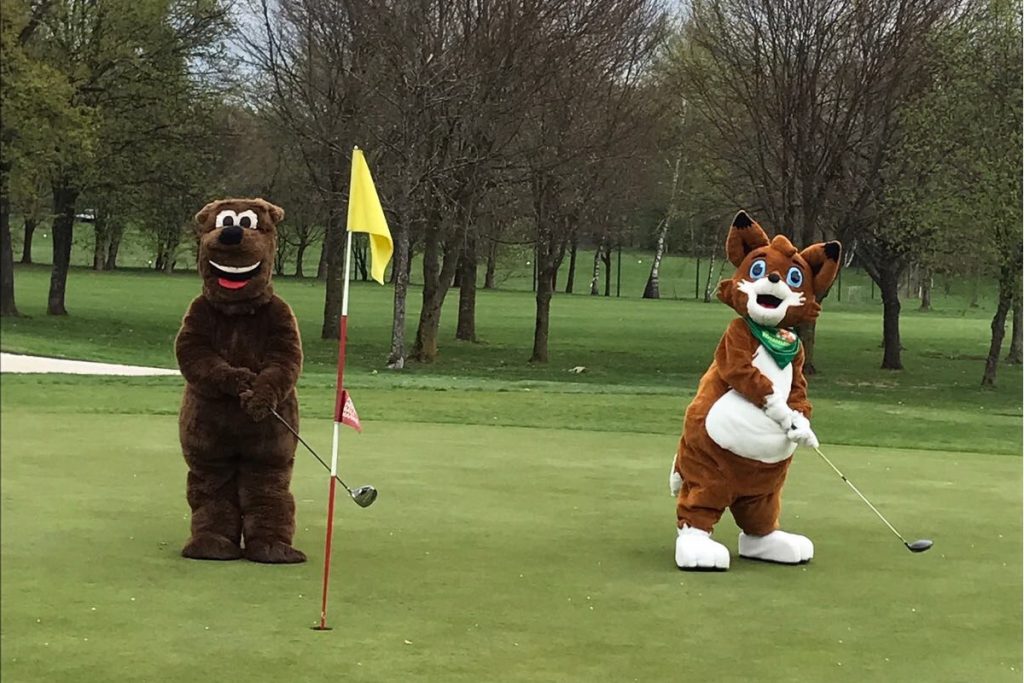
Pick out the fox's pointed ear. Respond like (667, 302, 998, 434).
(726, 210, 770, 266)
(800, 241, 842, 296)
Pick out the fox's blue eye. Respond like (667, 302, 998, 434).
(786, 267, 803, 288)
(748, 259, 767, 280)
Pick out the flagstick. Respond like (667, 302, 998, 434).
(315, 229, 354, 631)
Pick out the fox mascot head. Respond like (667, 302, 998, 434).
(717, 210, 842, 328)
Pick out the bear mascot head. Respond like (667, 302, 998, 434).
(193, 198, 285, 313)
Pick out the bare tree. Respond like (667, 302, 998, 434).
(670, 0, 957, 371)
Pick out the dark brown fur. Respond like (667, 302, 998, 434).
(176, 198, 306, 564)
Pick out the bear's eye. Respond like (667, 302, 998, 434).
(786, 266, 803, 288)
(237, 210, 258, 230)
(215, 210, 237, 228)
(748, 259, 767, 280)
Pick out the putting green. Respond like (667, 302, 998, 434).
(1, 398, 1020, 682)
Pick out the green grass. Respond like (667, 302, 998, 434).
(1, 264, 1021, 681)
(1, 385, 1021, 682)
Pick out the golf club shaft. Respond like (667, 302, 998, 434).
(269, 408, 355, 495)
(812, 446, 910, 546)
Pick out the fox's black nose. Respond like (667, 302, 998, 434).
(218, 225, 243, 245)
(768, 273, 780, 283)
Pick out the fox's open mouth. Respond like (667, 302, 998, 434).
(209, 260, 261, 290)
(756, 294, 783, 309)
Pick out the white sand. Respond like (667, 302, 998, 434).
(0, 353, 179, 377)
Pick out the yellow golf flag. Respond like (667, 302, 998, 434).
(347, 147, 393, 284)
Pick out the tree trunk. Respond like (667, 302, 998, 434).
(354, 237, 368, 281)
(1006, 293, 1022, 364)
(531, 263, 555, 362)
(321, 202, 346, 339)
(163, 247, 176, 274)
(589, 243, 601, 295)
(643, 219, 667, 299)
(878, 267, 903, 370)
(644, 156, 681, 299)
(20, 217, 36, 264)
(92, 211, 109, 270)
(484, 240, 497, 289)
(104, 222, 123, 270)
(294, 239, 307, 278)
(919, 267, 932, 312)
(601, 246, 611, 297)
(982, 261, 1019, 385)
(317, 237, 329, 281)
(694, 256, 701, 299)
(411, 222, 460, 362)
(795, 322, 817, 375)
(702, 252, 716, 303)
(388, 223, 410, 368)
(564, 236, 578, 294)
(0, 164, 18, 317)
(455, 234, 477, 342)
(48, 181, 78, 316)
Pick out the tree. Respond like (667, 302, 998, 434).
(667, 0, 956, 371)
(880, 0, 1022, 377)
(1, 0, 79, 317)
(19, 0, 231, 314)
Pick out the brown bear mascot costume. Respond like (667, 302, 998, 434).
(175, 198, 306, 564)
(670, 210, 840, 571)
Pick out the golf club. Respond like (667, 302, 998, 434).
(270, 408, 378, 508)
(812, 446, 932, 553)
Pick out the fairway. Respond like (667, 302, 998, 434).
(1, 266, 1022, 682)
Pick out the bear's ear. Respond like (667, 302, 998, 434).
(799, 241, 842, 296)
(256, 198, 285, 224)
(194, 200, 222, 231)
(726, 210, 770, 266)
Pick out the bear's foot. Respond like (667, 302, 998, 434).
(738, 530, 813, 565)
(675, 525, 730, 571)
(244, 540, 307, 564)
(181, 534, 243, 561)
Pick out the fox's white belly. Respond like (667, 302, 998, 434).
(705, 345, 797, 463)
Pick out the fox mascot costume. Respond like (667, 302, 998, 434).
(671, 210, 841, 571)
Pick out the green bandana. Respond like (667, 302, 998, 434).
(744, 317, 801, 368)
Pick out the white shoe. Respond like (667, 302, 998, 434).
(738, 530, 813, 564)
(675, 526, 730, 571)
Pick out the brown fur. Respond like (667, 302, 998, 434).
(674, 210, 840, 534)
(176, 198, 306, 563)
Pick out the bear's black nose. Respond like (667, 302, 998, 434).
(218, 225, 243, 245)
(768, 273, 780, 283)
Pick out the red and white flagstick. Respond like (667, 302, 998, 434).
(315, 229, 355, 631)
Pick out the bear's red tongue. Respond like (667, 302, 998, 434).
(218, 278, 248, 290)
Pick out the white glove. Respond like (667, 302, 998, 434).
(787, 412, 819, 448)
(763, 393, 794, 431)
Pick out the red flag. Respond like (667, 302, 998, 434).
(340, 390, 362, 432)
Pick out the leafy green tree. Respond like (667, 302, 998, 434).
(882, 0, 1022, 376)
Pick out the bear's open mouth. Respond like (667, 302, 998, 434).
(208, 260, 261, 290)
(756, 294, 783, 309)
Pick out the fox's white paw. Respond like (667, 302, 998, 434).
(787, 413, 819, 448)
(675, 526, 730, 571)
(738, 530, 813, 564)
(669, 459, 682, 497)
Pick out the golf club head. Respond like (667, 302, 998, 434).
(351, 485, 378, 508)
(906, 539, 933, 553)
